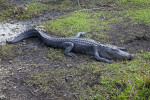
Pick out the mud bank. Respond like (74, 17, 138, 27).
(0, 11, 65, 45)
(0, 22, 27, 45)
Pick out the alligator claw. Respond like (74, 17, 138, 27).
(70, 53, 76, 58)
(106, 60, 113, 64)
(65, 53, 76, 58)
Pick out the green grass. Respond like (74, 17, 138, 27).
(125, 8, 150, 25)
(119, 0, 150, 4)
(45, 0, 81, 11)
(14, 2, 47, 19)
(48, 48, 68, 62)
(26, 52, 150, 99)
(42, 11, 124, 43)
(115, 0, 150, 25)
(91, 52, 150, 100)
(0, 45, 19, 60)
(116, 0, 150, 10)
(43, 12, 105, 37)
(0, 1, 47, 21)
(0, 0, 14, 21)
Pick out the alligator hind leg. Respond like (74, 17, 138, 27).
(75, 32, 87, 38)
(94, 47, 112, 63)
(62, 42, 76, 58)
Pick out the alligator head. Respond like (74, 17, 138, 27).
(98, 46, 133, 60)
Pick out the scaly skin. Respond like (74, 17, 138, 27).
(7, 29, 133, 63)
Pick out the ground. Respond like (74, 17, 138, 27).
(0, 0, 150, 100)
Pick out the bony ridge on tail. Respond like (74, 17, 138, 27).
(7, 29, 134, 63)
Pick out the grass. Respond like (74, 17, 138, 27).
(26, 52, 150, 99)
(116, 0, 150, 10)
(0, 1, 47, 21)
(13, 2, 47, 19)
(1, 0, 150, 22)
(44, 0, 81, 11)
(42, 11, 124, 43)
(115, 0, 150, 25)
(42, 7, 150, 43)
(0, 0, 14, 21)
(0, 0, 83, 21)
(125, 8, 150, 25)
(0, 45, 19, 60)
(37, 7, 150, 99)
(48, 48, 68, 62)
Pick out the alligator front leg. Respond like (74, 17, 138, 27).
(62, 42, 76, 58)
(75, 32, 87, 38)
(94, 47, 113, 63)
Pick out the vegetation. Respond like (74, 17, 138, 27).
(43, 11, 110, 38)
(0, 0, 14, 21)
(0, 45, 18, 60)
(27, 52, 150, 99)
(125, 9, 150, 25)
(14, 2, 47, 19)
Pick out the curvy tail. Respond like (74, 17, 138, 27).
(6, 29, 39, 44)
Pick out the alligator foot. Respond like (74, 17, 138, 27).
(95, 55, 113, 64)
(94, 47, 113, 64)
(75, 32, 87, 38)
(65, 53, 76, 58)
(63, 42, 76, 58)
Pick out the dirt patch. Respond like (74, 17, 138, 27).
(106, 22, 150, 53)
(124, 36, 150, 53)
(8, 0, 32, 4)
(1, 38, 94, 100)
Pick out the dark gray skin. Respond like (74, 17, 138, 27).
(7, 29, 133, 63)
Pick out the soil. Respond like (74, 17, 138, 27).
(107, 22, 150, 53)
(0, 1, 150, 100)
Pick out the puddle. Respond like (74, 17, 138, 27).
(0, 11, 65, 45)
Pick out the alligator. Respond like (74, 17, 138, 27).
(7, 29, 133, 63)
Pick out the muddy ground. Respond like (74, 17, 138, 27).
(0, 0, 150, 100)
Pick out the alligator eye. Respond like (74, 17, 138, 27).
(107, 49, 119, 55)
(111, 48, 119, 52)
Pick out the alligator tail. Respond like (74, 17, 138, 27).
(6, 29, 39, 44)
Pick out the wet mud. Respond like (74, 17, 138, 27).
(0, 11, 65, 45)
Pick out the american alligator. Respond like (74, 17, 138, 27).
(7, 29, 133, 63)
